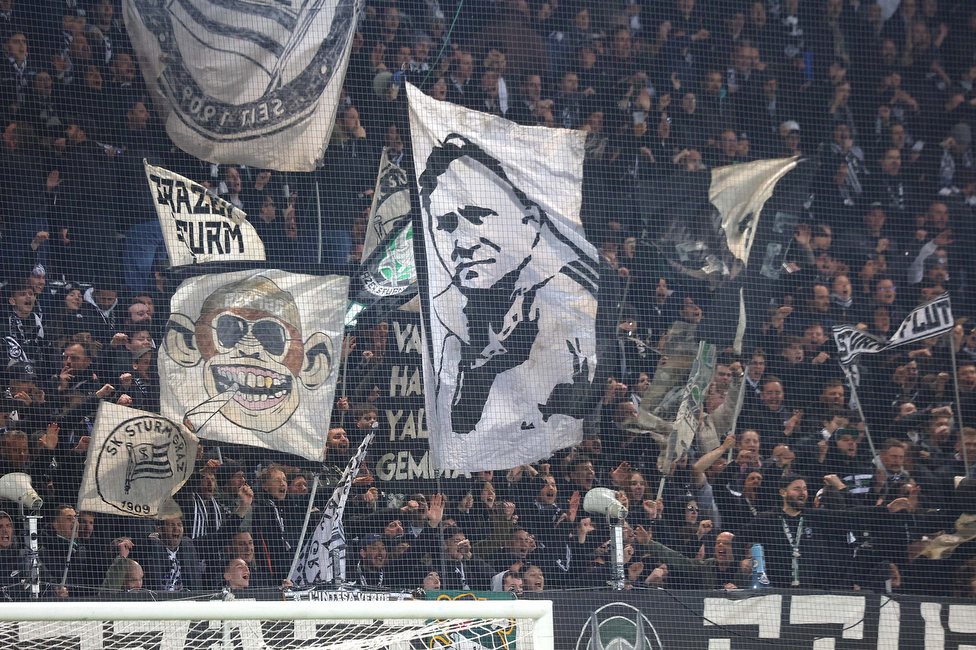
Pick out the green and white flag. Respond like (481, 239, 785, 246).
(345, 150, 418, 327)
(659, 341, 716, 474)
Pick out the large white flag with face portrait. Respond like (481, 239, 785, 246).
(123, 0, 360, 171)
(407, 83, 600, 473)
(160, 270, 348, 461)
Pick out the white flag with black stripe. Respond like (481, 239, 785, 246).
(123, 0, 360, 171)
(833, 293, 954, 366)
(407, 83, 599, 472)
(290, 430, 374, 586)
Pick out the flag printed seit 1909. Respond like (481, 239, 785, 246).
(77, 402, 198, 517)
(407, 83, 599, 472)
(145, 161, 266, 267)
(123, 0, 361, 171)
(159, 270, 348, 462)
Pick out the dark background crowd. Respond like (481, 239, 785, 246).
(0, 0, 975, 602)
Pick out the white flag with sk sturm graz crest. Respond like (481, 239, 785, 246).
(77, 402, 198, 517)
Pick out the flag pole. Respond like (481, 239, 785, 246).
(727, 365, 749, 462)
(947, 328, 971, 478)
(839, 363, 887, 480)
(288, 471, 322, 581)
(60, 514, 80, 587)
(340, 334, 351, 400)
(316, 181, 323, 265)
(63, 417, 97, 586)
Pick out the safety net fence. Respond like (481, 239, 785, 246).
(0, 0, 975, 647)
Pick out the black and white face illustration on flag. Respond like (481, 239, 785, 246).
(160, 270, 347, 461)
(408, 84, 599, 472)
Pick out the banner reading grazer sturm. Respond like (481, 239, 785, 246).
(160, 270, 348, 461)
(345, 151, 417, 327)
(291, 430, 374, 586)
(123, 0, 360, 171)
(407, 83, 600, 472)
(145, 161, 266, 267)
(833, 293, 954, 366)
(77, 402, 198, 517)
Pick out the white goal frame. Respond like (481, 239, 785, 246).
(0, 599, 555, 650)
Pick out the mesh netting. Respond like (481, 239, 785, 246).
(0, 1, 975, 647)
(0, 615, 529, 650)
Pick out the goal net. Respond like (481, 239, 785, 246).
(0, 599, 553, 650)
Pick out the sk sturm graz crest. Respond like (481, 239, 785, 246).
(575, 603, 663, 650)
(123, 0, 361, 171)
(79, 403, 198, 518)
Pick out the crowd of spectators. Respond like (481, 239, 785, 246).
(1, 0, 976, 601)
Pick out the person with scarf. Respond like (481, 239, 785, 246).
(80, 281, 120, 346)
(5, 280, 53, 379)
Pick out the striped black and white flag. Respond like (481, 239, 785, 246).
(123, 0, 360, 171)
(290, 430, 374, 586)
(407, 83, 600, 472)
(833, 293, 954, 366)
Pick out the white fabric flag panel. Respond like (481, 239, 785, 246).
(406, 83, 600, 473)
(144, 161, 266, 267)
(77, 402, 198, 518)
(159, 270, 348, 461)
(123, 0, 360, 171)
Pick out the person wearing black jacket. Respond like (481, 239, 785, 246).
(250, 465, 304, 582)
(439, 525, 492, 591)
(740, 473, 861, 589)
(135, 515, 206, 592)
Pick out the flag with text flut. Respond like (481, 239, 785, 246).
(77, 402, 198, 517)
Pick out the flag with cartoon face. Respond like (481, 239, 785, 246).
(160, 270, 348, 461)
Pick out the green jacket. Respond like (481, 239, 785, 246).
(644, 540, 741, 590)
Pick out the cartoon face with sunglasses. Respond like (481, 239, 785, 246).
(164, 274, 333, 433)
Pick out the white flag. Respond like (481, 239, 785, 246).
(710, 157, 799, 265)
(123, 0, 360, 171)
(145, 161, 266, 267)
(407, 83, 599, 472)
(160, 270, 348, 461)
(290, 430, 374, 586)
(77, 402, 198, 517)
(833, 294, 953, 366)
(363, 150, 412, 261)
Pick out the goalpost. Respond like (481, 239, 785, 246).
(0, 598, 554, 650)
